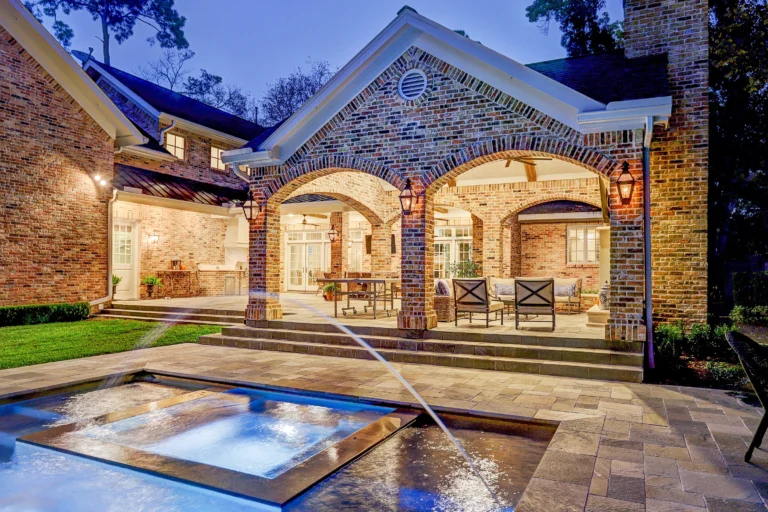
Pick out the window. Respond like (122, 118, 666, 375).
(348, 230, 364, 272)
(210, 146, 227, 171)
(165, 133, 185, 159)
(567, 225, 599, 264)
(434, 226, 473, 278)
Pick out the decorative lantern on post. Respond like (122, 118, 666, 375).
(240, 190, 259, 221)
(399, 178, 416, 215)
(328, 225, 339, 243)
(616, 162, 636, 205)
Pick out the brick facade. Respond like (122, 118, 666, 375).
(0, 26, 113, 306)
(625, 0, 709, 324)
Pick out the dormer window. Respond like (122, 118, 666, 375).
(210, 146, 227, 171)
(165, 133, 185, 159)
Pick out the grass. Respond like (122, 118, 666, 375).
(0, 318, 221, 370)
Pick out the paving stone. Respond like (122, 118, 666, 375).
(630, 429, 687, 447)
(608, 474, 646, 503)
(558, 415, 606, 433)
(586, 495, 645, 512)
(549, 430, 601, 456)
(598, 445, 645, 464)
(590, 458, 611, 496)
(645, 475, 682, 490)
(533, 451, 597, 486)
(611, 460, 645, 479)
(645, 485, 706, 508)
(516, 478, 589, 512)
(680, 471, 762, 502)
(645, 456, 681, 478)
(644, 444, 691, 461)
(645, 498, 705, 511)
(703, 496, 767, 512)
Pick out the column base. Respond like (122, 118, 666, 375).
(245, 301, 283, 323)
(605, 320, 646, 342)
(397, 310, 438, 332)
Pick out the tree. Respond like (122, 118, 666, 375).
(25, 0, 188, 65)
(137, 49, 194, 91)
(182, 69, 259, 123)
(709, 0, 768, 302)
(258, 60, 333, 126)
(525, 0, 623, 57)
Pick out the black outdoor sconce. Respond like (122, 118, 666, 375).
(240, 190, 260, 220)
(616, 161, 636, 205)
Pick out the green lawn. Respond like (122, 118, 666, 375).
(0, 319, 221, 370)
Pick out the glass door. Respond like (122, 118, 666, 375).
(285, 231, 330, 291)
(305, 243, 322, 290)
(287, 244, 305, 290)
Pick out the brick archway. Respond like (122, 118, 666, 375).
(424, 135, 617, 191)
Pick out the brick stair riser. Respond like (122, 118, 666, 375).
(111, 304, 244, 317)
(103, 309, 243, 324)
(219, 327, 643, 367)
(199, 335, 642, 383)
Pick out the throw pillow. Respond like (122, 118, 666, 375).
(554, 284, 576, 297)
(436, 279, 450, 296)
(496, 284, 515, 296)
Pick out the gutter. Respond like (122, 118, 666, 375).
(643, 116, 655, 369)
(90, 188, 119, 308)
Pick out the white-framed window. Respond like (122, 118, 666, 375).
(210, 146, 227, 171)
(348, 230, 364, 272)
(567, 225, 599, 264)
(165, 133, 186, 159)
(434, 226, 473, 278)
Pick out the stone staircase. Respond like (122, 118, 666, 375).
(199, 322, 645, 383)
(99, 303, 244, 326)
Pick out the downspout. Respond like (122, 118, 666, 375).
(90, 188, 119, 308)
(232, 162, 251, 183)
(159, 120, 176, 141)
(644, 116, 655, 369)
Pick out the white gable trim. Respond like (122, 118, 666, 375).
(0, 0, 144, 146)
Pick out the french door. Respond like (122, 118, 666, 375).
(113, 220, 139, 299)
(286, 231, 330, 291)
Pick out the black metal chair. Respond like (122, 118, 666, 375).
(452, 278, 504, 328)
(726, 331, 768, 462)
(514, 278, 556, 332)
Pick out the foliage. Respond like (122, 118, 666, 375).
(705, 361, 747, 388)
(0, 302, 90, 327)
(654, 321, 738, 366)
(525, 0, 623, 57)
(732, 271, 768, 307)
(258, 60, 334, 126)
(448, 260, 482, 278)
(183, 69, 259, 122)
(112, 274, 123, 287)
(141, 275, 162, 287)
(0, 319, 219, 369)
(730, 305, 768, 326)
(25, 0, 188, 65)
(709, 0, 768, 302)
(322, 283, 340, 293)
(137, 49, 194, 91)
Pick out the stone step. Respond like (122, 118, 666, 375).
(98, 311, 241, 326)
(220, 326, 643, 367)
(199, 334, 643, 383)
(260, 320, 642, 353)
(110, 302, 245, 317)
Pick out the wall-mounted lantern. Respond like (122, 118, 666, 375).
(93, 174, 108, 186)
(240, 190, 259, 221)
(148, 232, 160, 244)
(399, 178, 416, 215)
(617, 162, 636, 205)
(328, 225, 339, 243)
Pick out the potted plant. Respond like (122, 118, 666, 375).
(111, 274, 122, 300)
(141, 275, 162, 298)
(322, 283, 340, 301)
(449, 259, 482, 278)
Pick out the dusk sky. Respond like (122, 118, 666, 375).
(40, 0, 624, 100)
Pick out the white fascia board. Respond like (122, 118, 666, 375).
(577, 96, 672, 133)
(158, 114, 248, 146)
(115, 191, 234, 216)
(519, 212, 603, 223)
(0, 0, 144, 146)
(121, 145, 176, 162)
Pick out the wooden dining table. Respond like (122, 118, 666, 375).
(315, 277, 399, 319)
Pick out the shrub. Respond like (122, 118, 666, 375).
(654, 322, 685, 365)
(705, 361, 747, 389)
(654, 322, 737, 363)
(0, 302, 90, 327)
(730, 305, 768, 326)
(449, 260, 481, 278)
(141, 276, 163, 287)
(732, 271, 768, 307)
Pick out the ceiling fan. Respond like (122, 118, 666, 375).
(504, 156, 552, 168)
(301, 215, 319, 227)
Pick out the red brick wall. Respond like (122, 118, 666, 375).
(625, 0, 709, 324)
(0, 27, 113, 306)
(520, 221, 601, 291)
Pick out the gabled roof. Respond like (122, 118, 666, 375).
(114, 164, 246, 206)
(527, 51, 669, 105)
(79, 56, 264, 142)
(0, 0, 144, 146)
(225, 6, 672, 168)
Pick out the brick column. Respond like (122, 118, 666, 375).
(471, 215, 483, 272)
(370, 222, 392, 274)
(246, 194, 282, 324)
(508, 216, 521, 277)
(397, 182, 437, 333)
(329, 212, 349, 277)
(482, 216, 503, 278)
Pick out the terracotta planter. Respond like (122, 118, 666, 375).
(323, 291, 335, 301)
(146, 284, 155, 298)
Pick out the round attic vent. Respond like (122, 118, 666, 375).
(398, 69, 427, 100)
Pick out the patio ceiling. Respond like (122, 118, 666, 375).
(454, 158, 594, 186)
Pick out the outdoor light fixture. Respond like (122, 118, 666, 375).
(617, 161, 636, 205)
(399, 178, 416, 215)
(240, 190, 259, 221)
(148, 233, 160, 244)
(328, 225, 339, 243)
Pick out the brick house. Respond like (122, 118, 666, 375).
(223, 3, 708, 345)
(2, 0, 707, 350)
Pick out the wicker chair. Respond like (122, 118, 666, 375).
(453, 278, 504, 328)
(514, 278, 555, 331)
(725, 331, 768, 462)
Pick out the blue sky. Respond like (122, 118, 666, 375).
(40, 0, 624, 99)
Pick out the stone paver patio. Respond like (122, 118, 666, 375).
(1, 344, 765, 511)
